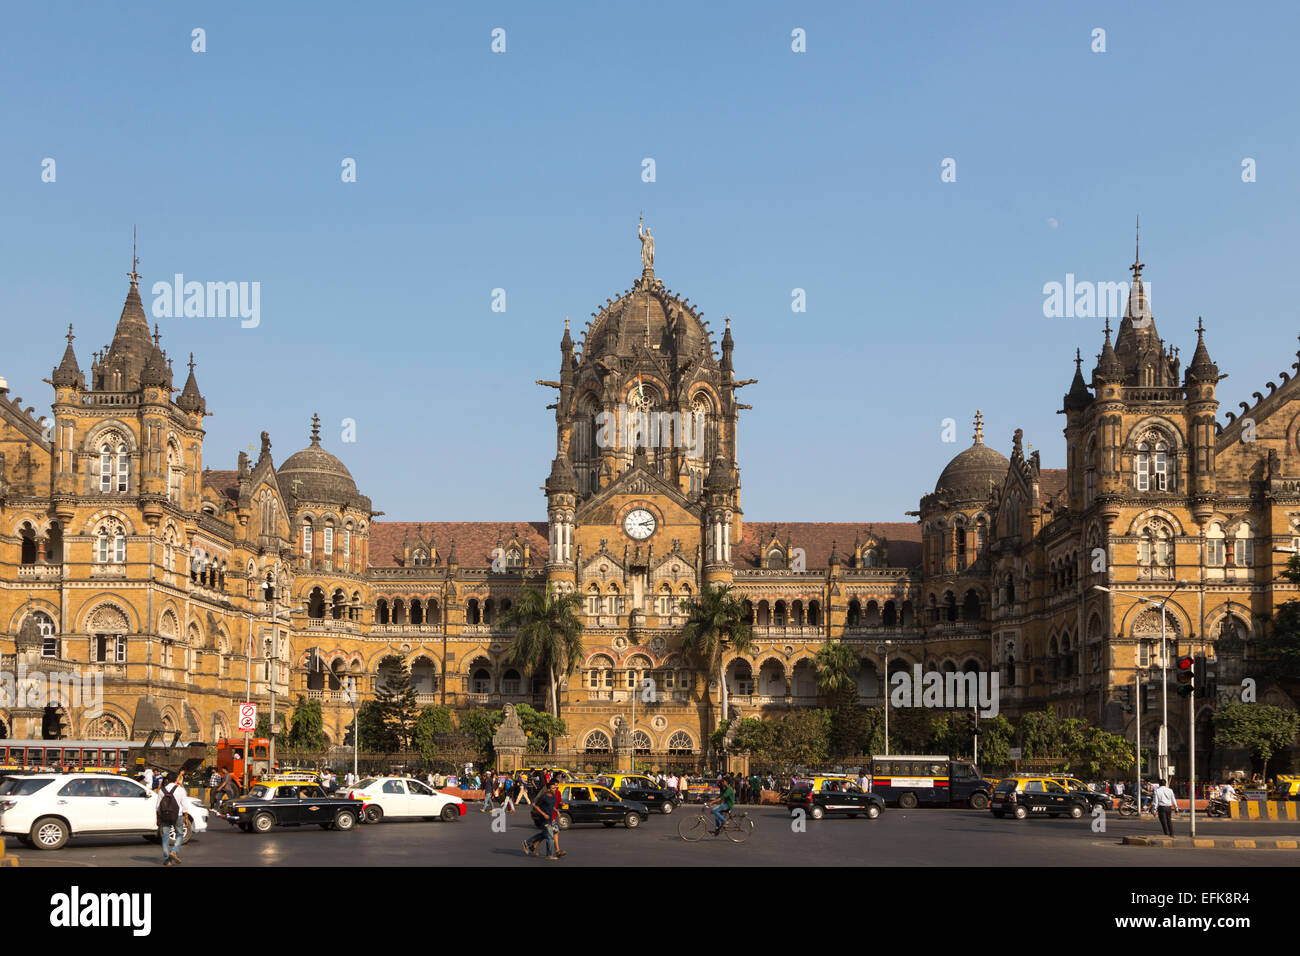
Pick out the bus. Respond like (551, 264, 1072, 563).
(216, 736, 270, 783)
(0, 733, 207, 779)
(870, 754, 995, 809)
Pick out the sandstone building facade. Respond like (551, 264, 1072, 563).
(2, 237, 1297, 771)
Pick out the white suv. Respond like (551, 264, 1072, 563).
(0, 773, 209, 850)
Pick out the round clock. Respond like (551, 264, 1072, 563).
(623, 508, 657, 540)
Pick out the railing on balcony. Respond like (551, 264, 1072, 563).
(750, 625, 824, 638)
(17, 563, 63, 580)
(81, 391, 141, 407)
(371, 623, 444, 635)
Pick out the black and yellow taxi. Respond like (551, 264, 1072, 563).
(593, 773, 679, 814)
(989, 775, 1091, 820)
(552, 782, 650, 830)
(1270, 776, 1300, 801)
(1048, 775, 1110, 811)
(222, 780, 364, 833)
(787, 774, 885, 820)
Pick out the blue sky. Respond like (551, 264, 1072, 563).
(3, 1, 1297, 521)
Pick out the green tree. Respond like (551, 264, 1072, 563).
(355, 698, 394, 752)
(375, 656, 420, 750)
(455, 704, 567, 760)
(413, 705, 455, 763)
(1250, 555, 1300, 683)
(1213, 701, 1300, 778)
(770, 709, 831, 775)
(501, 585, 585, 721)
(285, 696, 326, 751)
(814, 641, 866, 759)
(679, 584, 755, 723)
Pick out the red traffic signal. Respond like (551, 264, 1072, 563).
(1176, 655, 1195, 697)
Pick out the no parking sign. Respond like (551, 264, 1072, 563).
(237, 702, 257, 732)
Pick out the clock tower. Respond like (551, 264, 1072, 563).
(539, 220, 749, 726)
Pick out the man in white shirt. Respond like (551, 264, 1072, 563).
(142, 767, 154, 791)
(1153, 778, 1179, 836)
(858, 771, 871, 793)
(157, 772, 196, 865)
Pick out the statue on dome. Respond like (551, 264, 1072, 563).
(638, 215, 655, 272)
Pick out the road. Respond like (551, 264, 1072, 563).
(6, 804, 1298, 867)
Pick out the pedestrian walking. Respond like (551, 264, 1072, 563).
(1153, 778, 1179, 836)
(156, 771, 193, 866)
(481, 774, 497, 813)
(514, 772, 532, 806)
(523, 779, 560, 860)
(142, 766, 154, 791)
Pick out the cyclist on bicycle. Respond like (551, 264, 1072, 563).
(708, 776, 736, 834)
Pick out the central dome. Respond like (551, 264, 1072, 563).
(934, 412, 1008, 498)
(278, 415, 364, 506)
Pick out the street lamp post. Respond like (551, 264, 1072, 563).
(877, 641, 891, 756)
(343, 676, 359, 781)
(1092, 582, 1186, 781)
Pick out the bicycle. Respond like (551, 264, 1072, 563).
(677, 806, 753, 843)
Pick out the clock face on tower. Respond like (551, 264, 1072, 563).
(623, 508, 657, 540)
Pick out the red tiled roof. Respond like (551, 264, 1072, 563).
(370, 521, 550, 568)
(736, 521, 922, 570)
(1039, 468, 1068, 501)
(203, 469, 240, 503)
(367, 519, 923, 570)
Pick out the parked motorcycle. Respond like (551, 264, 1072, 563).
(1207, 797, 1232, 817)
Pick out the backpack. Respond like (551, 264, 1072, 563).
(157, 784, 180, 825)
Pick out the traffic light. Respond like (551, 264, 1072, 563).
(1193, 656, 1208, 698)
(968, 710, 981, 735)
(1176, 655, 1195, 698)
(1120, 685, 1133, 713)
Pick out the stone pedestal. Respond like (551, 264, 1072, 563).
(492, 703, 527, 773)
(613, 716, 634, 772)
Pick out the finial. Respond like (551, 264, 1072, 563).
(1074, 347, 1082, 370)
(1196, 316, 1205, 337)
(725, 316, 731, 329)
(128, 226, 141, 286)
(310, 413, 321, 444)
(66, 324, 75, 345)
(1130, 215, 1144, 279)
(152, 324, 161, 346)
(564, 316, 570, 331)
(1103, 317, 1112, 339)
(973, 409, 984, 445)
(187, 352, 195, 373)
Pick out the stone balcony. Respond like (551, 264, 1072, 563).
(17, 563, 62, 580)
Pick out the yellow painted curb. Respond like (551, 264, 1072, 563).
(1232, 839, 1256, 848)
(1277, 840, 1299, 849)
(1192, 839, 1214, 847)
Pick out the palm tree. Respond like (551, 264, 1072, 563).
(814, 640, 861, 700)
(679, 584, 755, 723)
(500, 585, 584, 723)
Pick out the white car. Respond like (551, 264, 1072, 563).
(347, 776, 466, 823)
(0, 773, 209, 850)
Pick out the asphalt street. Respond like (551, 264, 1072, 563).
(6, 805, 1298, 867)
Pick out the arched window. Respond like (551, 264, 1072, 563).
(584, 730, 612, 753)
(100, 437, 130, 493)
(323, 525, 334, 556)
(301, 518, 313, 557)
(1231, 523, 1254, 569)
(167, 443, 183, 504)
(343, 527, 352, 570)
(766, 549, 784, 570)
(667, 731, 694, 754)
(1206, 522, 1226, 567)
(96, 522, 127, 564)
(1135, 432, 1174, 492)
(28, 612, 58, 658)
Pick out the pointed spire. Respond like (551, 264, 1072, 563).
(1185, 316, 1219, 385)
(53, 324, 84, 388)
(310, 413, 322, 446)
(972, 409, 984, 445)
(1096, 317, 1122, 380)
(139, 324, 169, 388)
(177, 352, 206, 414)
(104, 244, 154, 390)
(1065, 347, 1092, 410)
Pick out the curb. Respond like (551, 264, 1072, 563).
(1123, 835, 1300, 849)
